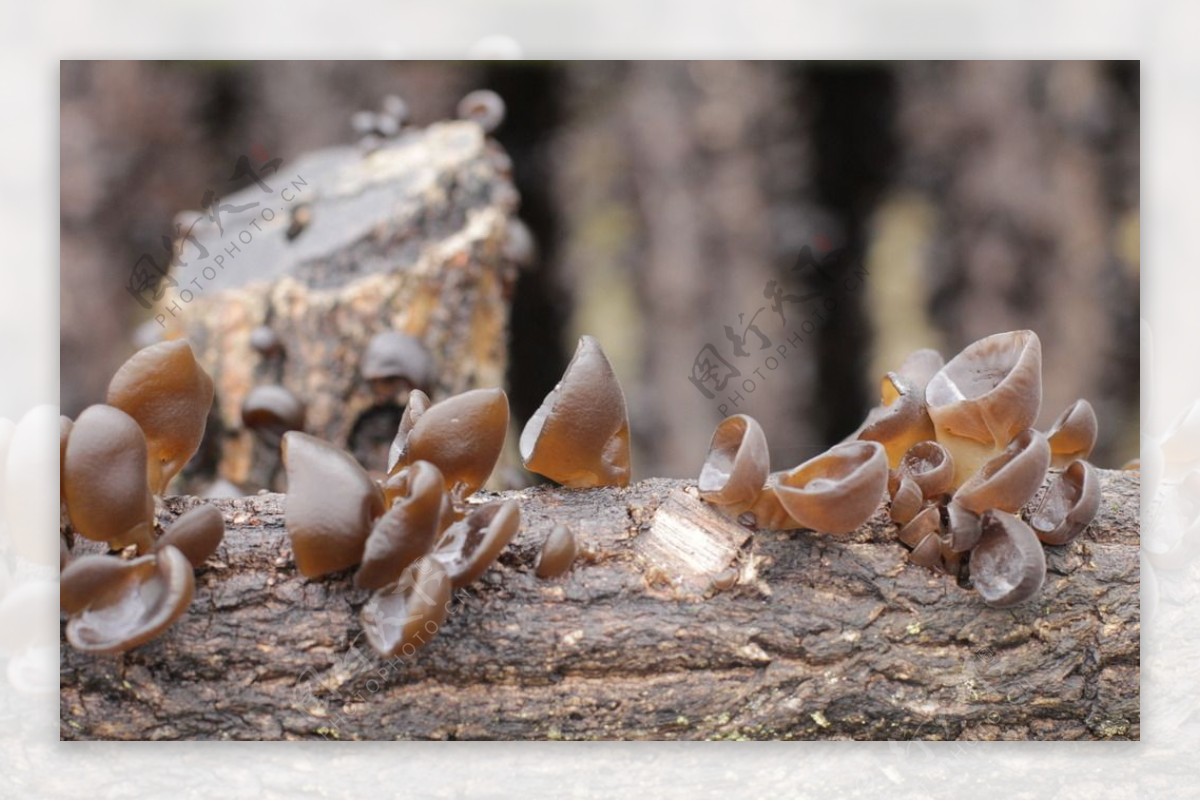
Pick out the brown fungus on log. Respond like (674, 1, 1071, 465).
(242, 384, 306, 446)
(954, 428, 1051, 515)
(361, 332, 434, 405)
(61, 546, 195, 655)
(155, 504, 225, 569)
(387, 388, 432, 474)
(355, 461, 446, 590)
(520, 335, 632, 488)
(431, 499, 521, 589)
(360, 556, 452, 658)
(401, 388, 509, 496)
(854, 349, 943, 467)
(106, 339, 214, 495)
(740, 477, 803, 531)
(62, 404, 155, 553)
(536, 524, 578, 579)
(925, 330, 1043, 485)
(970, 509, 1047, 608)
(697, 414, 770, 514)
(774, 441, 888, 534)
(889, 475, 925, 525)
(1045, 398, 1099, 469)
(1028, 459, 1101, 545)
(898, 504, 942, 549)
(282, 432, 386, 578)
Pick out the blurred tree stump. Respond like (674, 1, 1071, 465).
(60, 470, 1139, 741)
(157, 121, 522, 486)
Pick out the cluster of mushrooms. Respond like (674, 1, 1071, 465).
(59, 341, 226, 653)
(283, 334, 627, 657)
(696, 330, 1102, 608)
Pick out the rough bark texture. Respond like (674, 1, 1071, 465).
(60, 470, 1139, 741)
(158, 121, 520, 486)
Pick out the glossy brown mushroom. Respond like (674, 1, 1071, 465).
(282, 432, 386, 578)
(970, 509, 1046, 608)
(62, 545, 195, 655)
(889, 474, 924, 525)
(774, 441, 888, 534)
(155, 504, 225, 568)
(1028, 460, 1101, 545)
(430, 499, 521, 588)
(953, 428, 1051, 515)
(925, 330, 1043, 484)
(457, 89, 506, 133)
(387, 389, 431, 473)
(520, 335, 631, 488)
(898, 504, 941, 549)
(402, 388, 509, 496)
(355, 461, 445, 590)
(856, 373, 937, 468)
(241, 384, 306, 445)
(536, 524, 578, 579)
(897, 440, 956, 499)
(942, 500, 982, 553)
(107, 339, 214, 495)
(697, 414, 770, 514)
(360, 556, 452, 657)
(741, 477, 803, 530)
(1045, 399, 1098, 469)
(62, 404, 155, 553)
(361, 332, 433, 403)
(909, 530, 954, 574)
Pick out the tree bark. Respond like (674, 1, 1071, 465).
(60, 470, 1139, 741)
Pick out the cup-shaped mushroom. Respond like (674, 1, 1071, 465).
(697, 414, 770, 513)
(909, 531, 954, 574)
(106, 339, 215, 495)
(954, 429, 1051, 515)
(361, 332, 433, 401)
(155, 504, 225, 568)
(898, 504, 941, 549)
(889, 474, 924, 525)
(1045, 399, 1099, 470)
(360, 556, 452, 657)
(282, 432, 386, 578)
(387, 389, 431, 474)
(355, 461, 445, 590)
(856, 375, 936, 468)
(742, 477, 803, 531)
(925, 330, 1043, 484)
(62, 405, 155, 552)
(970, 510, 1046, 608)
(520, 335, 631, 488)
(536, 524, 578, 579)
(897, 441, 956, 500)
(1028, 460, 1100, 545)
(775, 441, 888, 534)
(430, 499, 521, 588)
(941, 500, 982, 553)
(241, 385, 306, 446)
(403, 388, 509, 496)
(62, 545, 195, 655)
(457, 89, 506, 133)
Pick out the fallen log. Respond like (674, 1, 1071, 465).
(59, 470, 1139, 741)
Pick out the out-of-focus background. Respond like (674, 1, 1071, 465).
(59, 60, 1140, 479)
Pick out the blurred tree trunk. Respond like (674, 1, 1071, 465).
(553, 62, 830, 479)
(891, 61, 1140, 466)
